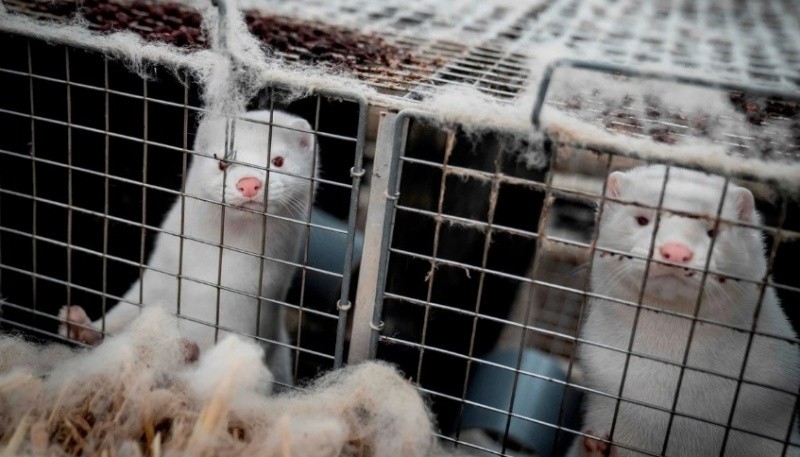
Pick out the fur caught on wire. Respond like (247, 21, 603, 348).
(0, 307, 447, 457)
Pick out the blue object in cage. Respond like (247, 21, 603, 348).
(460, 348, 583, 457)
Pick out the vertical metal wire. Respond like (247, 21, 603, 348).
(214, 117, 235, 343)
(334, 98, 367, 367)
(453, 136, 504, 443)
(718, 197, 790, 456)
(65, 47, 73, 309)
(293, 96, 322, 379)
(100, 57, 110, 334)
(498, 149, 558, 455)
(782, 385, 800, 456)
(607, 166, 672, 444)
(550, 152, 615, 452)
(175, 72, 190, 319)
(414, 129, 456, 385)
(26, 39, 38, 315)
(138, 80, 149, 308)
(0, 121, 2, 298)
(660, 175, 732, 454)
(254, 93, 275, 344)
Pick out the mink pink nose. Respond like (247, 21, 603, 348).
(659, 242, 693, 264)
(236, 177, 262, 198)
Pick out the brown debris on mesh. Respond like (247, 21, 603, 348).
(23, 0, 206, 48)
(552, 85, 800, 160)
(244, 12, 420, 71)
(729, 91, 800, 127)
(648, 127, 677, 144)
(604, 110, 643, 135)
(11, 0, 428, 72)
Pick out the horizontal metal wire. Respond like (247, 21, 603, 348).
(0, 151, 349, 240)
(387, 110, 799, 456)
(387, 338, 800, 454)
(391, 205, 800, 297)
(0, 110, 357, 192)
(435, 434, 508, 457)
(387, 246, 800, 348)
(2, 13, 799, 455)
(0, 188, 347, 282)
(1, 299, 337, 362)
(381, 291, 798, 398)
(397, 154, 800, 239)
(0, 255, 339, 324)
(0, 67, 362, 144)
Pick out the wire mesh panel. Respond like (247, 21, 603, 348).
(520, 0, 800, 93)
(2, 0, 800, 455)
(0, 32, 367, 387)
(6, 0, 798, 106)
(366, 108, 800, 457)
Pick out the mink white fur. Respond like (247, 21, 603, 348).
(59, 110, 318, 387)
(568, 165, 800, 457)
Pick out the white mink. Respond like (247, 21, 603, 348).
(59, 109, 318, 387)
(567, 165, 800, 457)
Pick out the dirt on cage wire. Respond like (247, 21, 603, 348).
(11, 0, 428, 72)
(548, 73, 800, 162)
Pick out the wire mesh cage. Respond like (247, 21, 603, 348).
(0, 0, 799, 456)
(0, 32, 368, 386)
(367, 107, 800, 457)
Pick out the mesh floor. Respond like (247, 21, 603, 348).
(6, 0, 800, 100)
(6, 0, 799, 168)
(247, 0, 800, 96)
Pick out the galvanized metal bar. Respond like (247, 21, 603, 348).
(366, 109, 420, 358)
(347, 110, 400, 363)
(334, 96, 368, 367)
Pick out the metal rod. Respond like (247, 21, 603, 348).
(334, 96, 368, 367)
(367, 109, 417, 357)
(347, 110, 400, 363)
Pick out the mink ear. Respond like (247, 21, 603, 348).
(605, 171, 626, 198)
(291, 118, 314, 150)
(731, 186, 755, 223)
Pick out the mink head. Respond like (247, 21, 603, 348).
(189, 110, 318, 217)
(592, 165, 766, 308)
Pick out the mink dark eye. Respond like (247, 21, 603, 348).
(636, 216, 650, 226)
(271, 156, 284, 168)
(707, 228, 717, 238)
(213, 153, 229, 171)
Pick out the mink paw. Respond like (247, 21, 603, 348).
(58, 305, 103, 346)
(582, 430, 612, 457)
